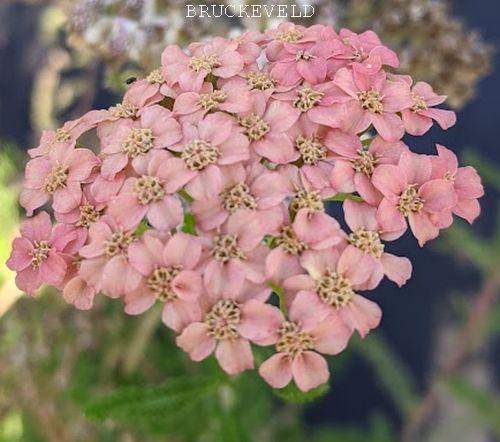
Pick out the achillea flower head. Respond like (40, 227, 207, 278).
(8, 22, 483, 392)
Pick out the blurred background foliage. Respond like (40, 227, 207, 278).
(0, 1, 498, 441)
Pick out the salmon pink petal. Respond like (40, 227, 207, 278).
(341, 294, 382, 338)
(185, 165, 223, 200)
(372, 165, 406, 197)
(337, 247, 372, 286)
(20, 188, 49, 216)
(454, 198, 481, 224)
(7, 238, 33, 271)
(172, 270, 202, 301)
(162, 299, 202, 332)
(163, 233, 202, 269)
(289, 291, 331, 331)
(204, 260, 245, 299)
(376, 198, 407, 234)
(300, 248, 339, 280)
(265, 247, 302, 283)
(259, 353, 293, 389)
(20, 211, 52, 242)
(147, 196, 183, 231)
(371, 113, 404, 142)
(292, 351, 329, 392)
(313, 315, 353, 355)
(419, 179, 456, 213)
(455, 167, 484, 199)
(176, 322, 216, 361)
(380, 253, 412, 287)
(63, 277, 95, 310)
(408, 212, 440, 246)
(125, 292, 156, 315)
(215, 338, 254, 375)
(238, 300, 284, 345)
(331, 161, 356, 193)
(420, 108, 456, 130)
(343, 200, 378, 231)
(401, 110, 433, 136)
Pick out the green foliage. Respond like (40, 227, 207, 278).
(324, 193, 364, 203)
(180, 212, 197, 235)
(446, 376, 500, 436)
(273, 382, 330, 404)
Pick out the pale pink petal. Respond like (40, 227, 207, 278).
(215, 338, 254, 375)
(380, 253, 412, 287)
(238, 300, 284, 345)
(176, 322, 216, 361)
(292, 351, 330, 392)
(259, 353, 293, 389)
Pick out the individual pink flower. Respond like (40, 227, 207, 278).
(333, 68, 412, 141)
(78, 216, 141, 298)
(430, 145, 484, 223)
(343, 200, 412, 288)
(107, 150, 188, 231)
(328, 134, 409, 205)
(274, 81, 346, 128)
(397, 77, 456, 136)
(162, 37, 244, 91)
(202, 210, 271, 297)
(372, 151, 457, 246)
(329, 29, 399, 76)
(258, 291, 352, 392)
(191, 162, 289, 232)
(7, 212, 77, 295)
(20, 144, 99, 216)
(99, 104, 182, 179)
(173, 79, 252, 122)
(266, 208, 346, 285)
(122, 69, 167, 109)
(239, 94, 300, 164)
(270, 39, 334, 86)
(169, 112, 250, 199)
(28, 116, 96, 158)
(283, 247, 382, 338)
(63, 275, 96, 310)
(176, 282, 279, 375)
(125, 232, 203, 332)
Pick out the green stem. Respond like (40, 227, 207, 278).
(324, 193, 364, 203)
(268, 281, 287, 315)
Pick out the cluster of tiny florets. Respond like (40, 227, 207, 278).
(8, 22, 484, 393)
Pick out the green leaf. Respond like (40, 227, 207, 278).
(273, 382, 329, 404)
(324, 193, 364, 203)
(268, 281, 287, 314)
(181, 212, 197, 235)
(133, 221, 150, 237)
(178, 188, 194, 203)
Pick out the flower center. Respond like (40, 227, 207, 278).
(246, 71, 275, 90)
(351, 49, 368, 62)
(43, 165, 69, 194)
(111, 101, 138, 119)
(316, 270, 354, 309)
(205, 299, 241, 340)
(77, 204, 101, 228)
(276, 226, 307, 255)
(198, 90, 227, 111)
(410, 93, 428, 113)
(295, 50, 314, 61)
(352, 150, 378, 175)
(134, 175, 165, 205)
(189, 54, 221, 72)
(211, 234, 246, 264)
(239, 114, 270, 141)
(293, 87, 324, 112)
(55, 128, 71, 143)
(348, 228, 385, 258)
(181, 139, 220, 171)
(221, 182, 257, 214)
(146, 265, 182, 302)
(397, 184, 423, 216)
(276, 321, 314, 358)
(30, 240, 51, 268)
(296, 135, 327, 165)
(290, 189, 324, 213)
(122, 128, 154, 158)
(277, 29, 303, 42)
(146, 68, 164, 84)
(104, 231, 134, 258)
(357, 89, 384, 114)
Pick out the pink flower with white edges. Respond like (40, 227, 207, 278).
(191, 162, 288, 232)
(283, 247, 382, 338)
(173, 79, 252, 123)
(343, 200, 412, 288)
(328, 134, 409, 205)
(78, 216, 141, 298)
(107, 150, 188, 231)
(258, 291, 352, 392)
(333, 68, 412, 141)
(21, 144, 99, 216)
(372, 152, 457, 246)
(329, 29, 399, 76)
(238, 94, 300, 164)
(396, 76, 457, 136)
(99, 104, 182, 179)
(176, 282, 278, 375)
(169, 112, 250, 200)
(126, 232, 203, 332)
(7, 212, 77, 295)
(430, 145, 484, 224)
(162, 37, 244, 91)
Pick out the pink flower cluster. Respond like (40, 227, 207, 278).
(8, 23, 483, 392)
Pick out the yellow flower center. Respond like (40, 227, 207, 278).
(221, 182, 257, 214)
(198, 90, 227, 111)
(296, 135, 327, 165)
(205, 299, 241, 340)
(276, 321, 314, 358)
(189, 54, 221, 72)
(239, 113, 270, 141)
(316, 270, 354, 309)
(246, 72, 275, 90)
(410, 93, 428, 113)
(348, 228, 385, 258)
(104, 231, 134, 258)
(30, 240, 51, 268)
(357, 89, 384, 114)
(276, 226, 307, 255)
(212, 234, 246, 264)
(122, 128, 154, 158)
(290, 189, 324, 213)
(397, 184, 424, 216)
(146, 265, 182, 302)
(43, 165, 69, 194)
(352, 150, 378, 176)
(181, 139, 220, 171)
(77, 204, 101, 228)
(293, 87, 324, 112)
